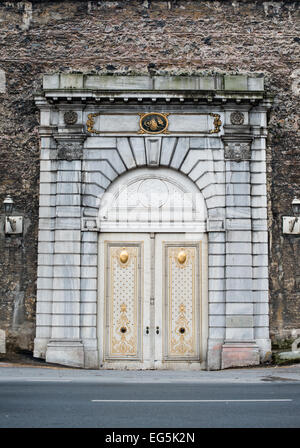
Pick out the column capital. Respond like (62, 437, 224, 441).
(222, 135, 253, 162)
(54, 134, 86, 161)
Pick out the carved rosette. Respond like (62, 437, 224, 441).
(64, 110, 78, 125)
(57, 142, 83, 161)
(230, 111, 245, 125)
(224, 142, 251, 162)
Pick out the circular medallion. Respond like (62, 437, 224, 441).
(64, 111, 78, 125)
(139, 112, 168, 134)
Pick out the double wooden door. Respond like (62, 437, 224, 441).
(98, 233, 205, 369)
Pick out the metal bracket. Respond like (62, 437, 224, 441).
(5, 216, 23, 234)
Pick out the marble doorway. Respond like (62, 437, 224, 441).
(98, 232, 207, 369)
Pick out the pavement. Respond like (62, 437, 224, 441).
(1, 353, 300, 428)
(0, 352, 300, 383)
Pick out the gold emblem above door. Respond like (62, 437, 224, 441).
(138, 112, 169, 134)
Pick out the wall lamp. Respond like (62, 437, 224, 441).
(292, 197, 300, 217)
(283, 197, 300, 235)
(3, 195, 23, 235)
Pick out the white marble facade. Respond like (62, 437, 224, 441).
(34, 74, 272, 369)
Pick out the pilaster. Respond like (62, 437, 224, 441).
(45, 117, 86, 368)
(221, 106, 260, 368)
(34, 98, 56, 359)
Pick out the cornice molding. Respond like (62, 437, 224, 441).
(34, 74, 272, 108)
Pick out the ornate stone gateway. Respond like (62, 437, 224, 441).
(34, 74, 272, 369)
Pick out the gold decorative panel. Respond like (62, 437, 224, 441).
(166, 246, 198, 359)
(86, 112, 222, 135)
(107, 245, 140, 359)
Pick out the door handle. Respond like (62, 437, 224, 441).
(156, 326, 159, 335)
(146, 326, 149, 335)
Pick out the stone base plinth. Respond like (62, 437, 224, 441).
(256, 338, 272, 363)
(0, 329, 6, 354)
(46, 339, 84, 368)
(206, 338, 224, 370)
(33, 337, 49, 359)
(221, 341, 260, 369)
(84, 349, 99, 369)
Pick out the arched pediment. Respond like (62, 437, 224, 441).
(98, 167, 207, 233)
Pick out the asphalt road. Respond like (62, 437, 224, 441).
(0, 365, 300, 428)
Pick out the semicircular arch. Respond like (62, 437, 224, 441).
(97, 167, 207, 233)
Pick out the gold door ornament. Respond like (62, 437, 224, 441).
(177, 249, 187, 266)
(112, 303, 136, 355)
(119, 248, 129, 265)
(171, 304, 193, 355)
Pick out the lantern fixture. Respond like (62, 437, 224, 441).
(292, 197, 300, 217)
(3, 195, 14, 215)
(2, 195, 23, 235)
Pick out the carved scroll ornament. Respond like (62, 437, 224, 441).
(209, 113, 222, 134)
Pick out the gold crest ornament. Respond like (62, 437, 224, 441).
(138, 112, 169, 134)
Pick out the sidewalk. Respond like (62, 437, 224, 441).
(0, 352, 300, 384)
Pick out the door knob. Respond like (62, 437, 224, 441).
(156, 326, 159, 335)
(146, 326, 149, 335)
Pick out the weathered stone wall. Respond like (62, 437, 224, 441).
(0, 0, 299, 352)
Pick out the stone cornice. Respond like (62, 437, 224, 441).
(35, 74, 272, 107)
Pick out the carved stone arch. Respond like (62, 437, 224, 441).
(82, 136, 220, 227)
(182, 141, 224, 222)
